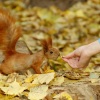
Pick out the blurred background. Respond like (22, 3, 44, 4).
(0, 0, 100, 71)
(0, 0, 87, 10)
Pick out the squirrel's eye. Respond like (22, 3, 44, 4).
(50, 51, 53, 54)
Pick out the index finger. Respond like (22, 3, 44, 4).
(62, 51, 75, 59)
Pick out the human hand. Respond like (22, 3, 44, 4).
(62, 40, 100, 68)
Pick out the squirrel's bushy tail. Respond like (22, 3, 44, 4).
(0, 8, 21, 54)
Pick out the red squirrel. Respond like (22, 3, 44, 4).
(0, 8, 60, 74)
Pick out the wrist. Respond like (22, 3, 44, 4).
(86, 40, 100, 56)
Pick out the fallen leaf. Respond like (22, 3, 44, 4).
(0, 79, 27, 95)
(50, 76, 64, 86)
(53, 92, 73, 100)
(90, 79, 99, 83)
(28, 85, 48, 100)
(32, 72, 55, 84)
(25, 74, 38, 83)
(75, 10, 87, 18)
(89, 73, 99, 79)
(89, 73, 100, 83)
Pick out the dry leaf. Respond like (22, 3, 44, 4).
(32, 72, 55, 84)
(25, 74, 38, 83)
(89, 73, 99, 79)
(28, 85, 48, 100)
(0, 79, 27, 95)
(53, 92, 73, 100)
(50, 76, 64, 86)
(75, 10, 87, 18)
(0, 0, 100, 99)
(89, 73, 100, 83)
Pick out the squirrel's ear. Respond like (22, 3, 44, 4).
(47, 37, 52, 48)
(41, 40, 48, 53)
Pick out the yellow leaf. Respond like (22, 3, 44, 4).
(50, 76, 64, 85)
(28, 85, 48, 100)
(25, 74, 39, 83)
(44, 69, 55, 73)
(0, 73, 7, 81)
(0, 79, 5, 87)
(0, 79, 27, 95)
(75, 10, 86, 18)
(65, 11, 75, 16)
(44, 66, 55, 73)
(22, 82, 39, 89)
(84, 63, 95, 72)
(90, 79, 99, 83)
(32, 72, 55, 84)
(0, 94, 14, 100)
(53, 92, 73, 100)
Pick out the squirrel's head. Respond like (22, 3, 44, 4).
(41, 37, 60, 60)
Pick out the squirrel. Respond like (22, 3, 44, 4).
(0, 8, 60, 75)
